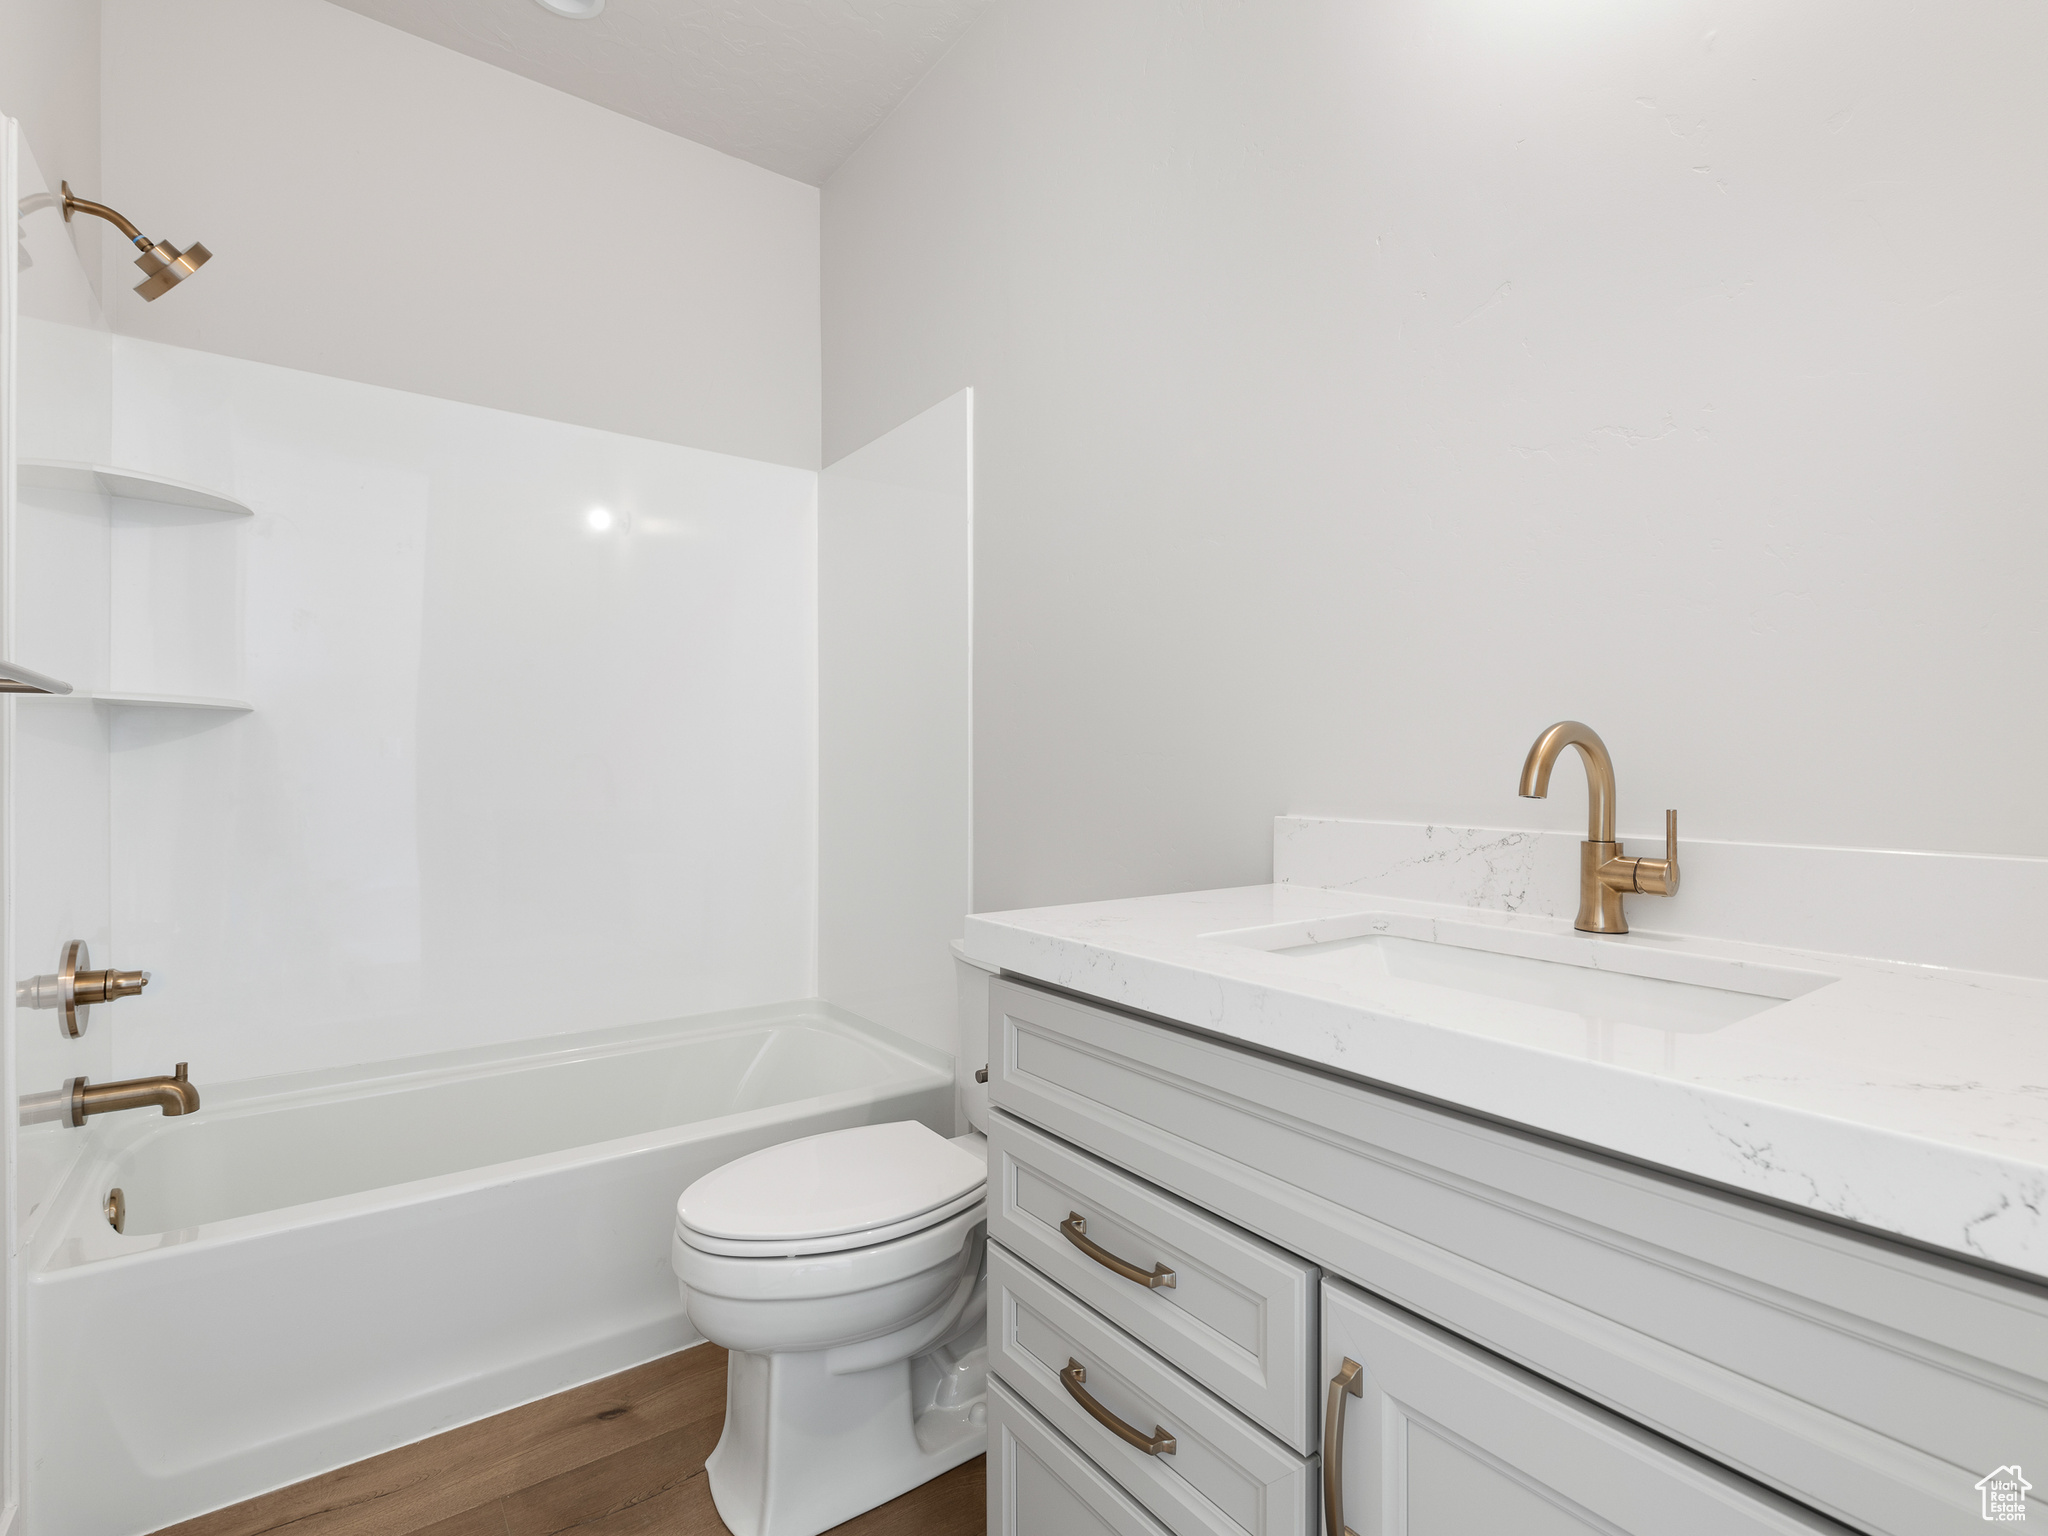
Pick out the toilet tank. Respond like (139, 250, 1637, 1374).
(952, 942, 997, 1135)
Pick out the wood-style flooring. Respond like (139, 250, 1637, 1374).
(156, 1345, 985, 1536)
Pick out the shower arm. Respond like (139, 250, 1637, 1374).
(61, 185, 154, 251)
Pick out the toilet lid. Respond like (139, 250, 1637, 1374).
(676, 1121, 987, 1247)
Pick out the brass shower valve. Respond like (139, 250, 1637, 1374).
(18, 940, 152, 1037)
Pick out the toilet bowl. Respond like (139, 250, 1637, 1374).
(672, 1120, 990, 1536)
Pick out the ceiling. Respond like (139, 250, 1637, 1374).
(322, 0, 995, 185)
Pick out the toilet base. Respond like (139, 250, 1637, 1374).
(706, 1335, 989, 1536)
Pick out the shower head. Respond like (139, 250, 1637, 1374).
(132, 239, 211, 301)
(60, 181, 212, 301)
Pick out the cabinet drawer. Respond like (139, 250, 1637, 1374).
(1320, 1278, 1840, 1534)
(989, 976, 2048, 1536)
(990, 1376, 1173, 1536)
(990, 1109, 1319, 1452)
(990, 1242, 1315, 1536)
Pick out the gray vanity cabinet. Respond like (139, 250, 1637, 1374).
(984, 974, 2048, 1536)
(1320, 1279, 1838, 1535)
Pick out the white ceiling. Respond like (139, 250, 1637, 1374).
(322, 0, 995, 185)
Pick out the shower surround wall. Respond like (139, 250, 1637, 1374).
(6, 119, 115, 1531)
(100, 338, 819, 1085)
(817, 391, 973, 1058)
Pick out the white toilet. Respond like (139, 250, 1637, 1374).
(671, 1116, 992, 1536)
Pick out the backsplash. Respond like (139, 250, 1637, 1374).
(1274, 817, 2048, 981)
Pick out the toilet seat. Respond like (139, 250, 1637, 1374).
(676, 1121, 987, 1259)
(674, 1199, 986, 1308)
(677, 1184, 985, 1257)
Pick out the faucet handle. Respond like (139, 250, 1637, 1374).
(1635, 810, 1680, 897)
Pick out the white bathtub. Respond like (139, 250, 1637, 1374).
(25, 1002, 954, 1536)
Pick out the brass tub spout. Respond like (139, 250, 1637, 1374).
(68, 1063, 200, 1126)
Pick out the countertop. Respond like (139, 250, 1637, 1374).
(963, 881, 2048, 1279)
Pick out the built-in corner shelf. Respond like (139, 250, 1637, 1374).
(86, 691, 253, 713)
(18, 459, 254, 517)
(18, 461, 255, 707)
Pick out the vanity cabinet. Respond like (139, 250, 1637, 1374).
(1321, 1278, 1837, 1535)
(984, 975, 2048, 1536)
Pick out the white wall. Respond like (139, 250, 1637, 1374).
(101, 0, 821, 469)
(0, 0, 100, 295)
(817, 391, 972, 1055)
(103, 338, 818, 1083)
(822, 0, 2048, 912)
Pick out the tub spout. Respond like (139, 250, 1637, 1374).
(68, 1063, 200, 1126)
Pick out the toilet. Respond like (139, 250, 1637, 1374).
(672, 983, 997, 1536)
(671, 1122, 989, 1536)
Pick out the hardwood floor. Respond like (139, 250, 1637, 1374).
(156, 1346, 985, 1536)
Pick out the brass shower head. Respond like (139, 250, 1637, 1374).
(60, 181, 212, 301)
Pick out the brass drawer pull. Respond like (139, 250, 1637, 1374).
(1323, 1358, 1364, 1536)
(1061, 1211, 1176, 1289)
(1061, 1359, 1176, 1456)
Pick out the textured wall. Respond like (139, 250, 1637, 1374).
(824, 0, 2048, 910)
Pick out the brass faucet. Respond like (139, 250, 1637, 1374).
(66, 1063, 200, 1127)
(1518, 721, 1678, 934)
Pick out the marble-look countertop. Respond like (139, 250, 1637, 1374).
(963, 883, 2048, 1279)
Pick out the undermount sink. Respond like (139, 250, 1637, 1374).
(1210, 915, 1837, 1034)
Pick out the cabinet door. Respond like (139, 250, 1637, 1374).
(990, 1377, 1174, 1536)
(1320, 1280, 1843, 1536)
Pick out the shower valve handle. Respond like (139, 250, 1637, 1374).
(16, 940, 152, 1037)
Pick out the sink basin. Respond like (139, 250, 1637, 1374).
(1211, 915, 1836, 1034)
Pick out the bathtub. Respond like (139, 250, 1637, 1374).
(25, 1002, 954, 1536)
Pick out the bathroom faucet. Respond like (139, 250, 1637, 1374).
(65, 1063, 200, 1126)
(1518, 721, 1678, 934)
